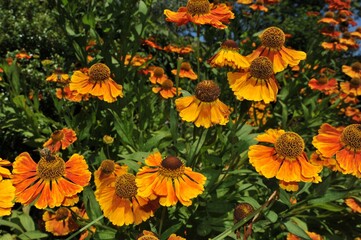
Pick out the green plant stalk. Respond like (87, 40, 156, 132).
(175, 57, 183, 98)
(196, 24, 201, 78)
(65, 215, 106, 240)
(158, 206, 167, 236)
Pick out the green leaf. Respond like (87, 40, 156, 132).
(94, 230, 116, 240)
(18, 213, 35, 231)
(138, 0, 147, 15)
(82, 13, 95, 28)
(284, 220, 311, 240)
(308, 191, 347, 204)
(265, 210, 278, 223)
(143, 128, 171, 151)
(0, 234, 14, 240)
(18, 231, 48, 240)
(82, 186, 103, 223)
(0, 219, 24, 233)
(188, 129, 208, 164)
(160, 223, 182, 240)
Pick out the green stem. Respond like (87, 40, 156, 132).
(175, 57, 183, 98)
(158, 207, 167, 236)
(196, 25, 201, 79)
(65, 215, 106, 240)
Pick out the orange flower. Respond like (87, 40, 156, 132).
(247, 102, 271, 126)
(0, 180, 15, 216)
(247, 27, 307, 73)
(136, 152, 206, 206)
(123, 54, 152, 67)
(43, 128, 77, 153)
(149, 67, 168, 84)
(308, 75, 338, 94)
(208, 40, 250, 69)
(228, 56, 278, 103)
(318, 11, 338, 25)
(164, 0, 235, 29)
(351, 27, 361, 39)
(43, 207, 80, 236)
(12, 152, 91, 209)
(175, 80, 231, 128)
(248, 129, 322, 191)
(164, 44, 193, 54)
(94, 161, 158, 226)
(152, 79, 181, 99)
(313, 123, 361, 177)
(56, 85, 89, 102)
(345, 198, 361, 213)
(142, 38, 163, 50)
(136, 230, 186, 240)
(309, 151, 339, 171)
(15, 49, 31, 59)
(69, 63, 123, 103)
(249, 0, 269, 12)
(46, 69, 70, 84)
(342, 62, 361, 79)
(171, 62, 198, 80)
(287, 231, 323, 240)
(340, 78, 361, 97)
(0, 158, 12, 180)
(321, 40, 348, 51)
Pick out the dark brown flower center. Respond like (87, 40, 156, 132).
(274, 132, 305, 159)
(261, 27, 285, 50)
(37, 156, 66, 180)
(195, 80, 221, 102)
(221, 40, 239, 50)
(350, 78, 361, 88)
(186, 0, 211, 16)
(234, 203, 254, 222)
(341, 124, 361, 151)
(255, 0, 264, 5)
(153, 67, 165, 78)
(55, 207, 70, 221)
(318, 74, 329, 84)
(115, 174, 137, 198)
(351, 62, 361, 72)
(51, 130, 64, 142)
(356, 27, 361, 33)
(100, 160, 115, 174)
(159, 156, 185, 178)
(161, 79, 174, 90)
(339, 12, 347, 19)
(250, 56, 273, 79)
(181, 62, 192, 71)
(89, 63, 110, 82)
(324, 11, 335, 18)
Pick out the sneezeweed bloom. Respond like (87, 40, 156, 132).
(142, 38, 163, 50)
(249, 0, 269, 12)
(313, 123, 361, 177)
(171, 62, 198, 80)
(0, 180, 15, 216)
(43, 207, 80, 236)
(152, 79, 181, 99)
(351, 27, 361, 39)
(340, 32, 359, 49)
(309, 151, 339, 172)
(345, 198, 361, 213)
(247, 26, 307, 73)
(175, 80, 231, 128)
(340, 78, 361, 97)
(43, 128, 77, 153)
(46, 69, 70, 84)
(12, 152, 91, 209)
(137, 230, 186, 240)
(308, 74, 338, 94)
(123, 54, 152, 67)
(0, 158, 12, 180)
(234, 203, 254, 239)
(248, 129, 322, 191)
(228, 56, 278, 103)
(15, 49, 31, 59)
(164, 44, 193, 54)
(164, 0, 235, 29)
(56, 86, 90, 102)
(207, 40, 250, 69)
(318, 11, 338, 25)
(94, 162, 157, 226)
(287, 232, 323, 240)
(136, 152, 207, 206)
(149, 67, 168, 84)
(321, 39, 348, 51)
(69, 63, 123, 103)
(342, 62, 361, 79)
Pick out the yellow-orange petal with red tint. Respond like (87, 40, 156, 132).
(312, 123, 344, 158)
(43, 207, 80, 236)
(0, 180, 15, 216)
(0, 158, 12, 180)
(279, 181, 299, 192)
(43, 128, 77, 153)
(345, 198, 361, 213)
